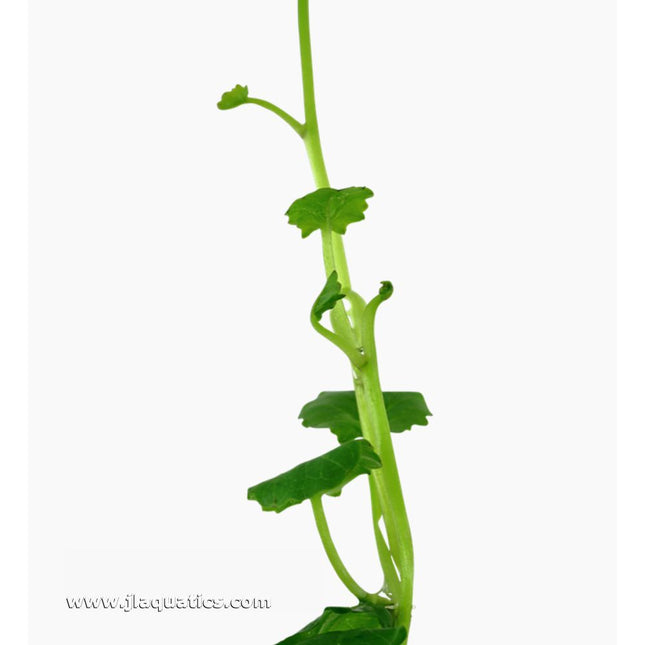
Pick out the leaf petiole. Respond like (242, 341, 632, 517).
(310, 270, 366, 367)
(245, 97, 305, 137)
(310, 313, 367, 368)
(360, 282, 394, 355)
(310, 494, 391, 608)
(369, 477, 402, 600)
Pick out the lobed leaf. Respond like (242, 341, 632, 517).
(299, 391, 432, 443)
(383, 391, 432, 433)
(299, 392, 361, 443)
(312, 271, 346, 321)
(277, 627, 406, 645)
(286, 187, 374, 238)
(217, 84, 249, 110)
(276, 603, 394, 644)
(247, 439, 381, 513)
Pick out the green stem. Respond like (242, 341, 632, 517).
(298, 0, 414, 635)
(354, 309, 414, 631)
(345, 290, 367, 331)
(310, 313, 366, 368)
(331, 233, 352, 292)
(246, 97, 305, 136)
(320, 227, 356, 341)
(299, 2, 354, 341)
(369, 476, 402, 600)
(298, 0, 329, 189)
(310, 495, 390, 607)
(354, 380, 414, 631)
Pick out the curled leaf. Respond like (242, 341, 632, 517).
(312, 271, 346, 321)
(378, 281, 393, 301)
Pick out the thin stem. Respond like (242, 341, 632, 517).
(298, 0, 329, 188)
(321, 227, 356, 341)
(299, 4, 355, 341)
(310, 314, 366, 368)
(369, 476, 402, 599)
(360, 293, 385, 351)
(310, 495, 390, 607)
(331, 233, 352, 291)
(246, 97, 305, 136)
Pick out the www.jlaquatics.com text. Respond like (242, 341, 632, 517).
(66, 594, 271, 613)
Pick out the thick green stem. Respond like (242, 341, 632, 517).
(353, 337, 414, 631)
(298, 0, 414, 636)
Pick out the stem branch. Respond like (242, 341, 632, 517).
(310, 495, 389, 607)
(310, 314, 366, 368)
(246, 97, 305, 136)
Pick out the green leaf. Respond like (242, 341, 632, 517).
(383, 391, 432, 433)
(247, 439, 381, 513)
(275, 604, 401, 645)
(286, 187, 374, 238)
(276, 603, 394, 644)
(277, 627, 406, 645)
(299, 391, 432, 443)
(378, 281, 394, 301)
(217, 84, 249, 110)
(312, 271, 345, 321)
(299, 392, 362, 443)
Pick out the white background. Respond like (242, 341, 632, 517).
(26, 1, 616, 644)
